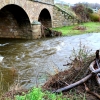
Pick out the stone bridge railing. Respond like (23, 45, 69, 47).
(52, 5, 81, 28)
(55, 5, 79, 22)
(30, 0, 54, 5)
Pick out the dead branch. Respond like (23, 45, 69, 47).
(41, 24, 62, 38)
(95, 50, 100, 69)
(53, 73, 92, 93)
(89, 50, 100, 86)
(84, 83, 100, 99)
(53, 68, 100, 93)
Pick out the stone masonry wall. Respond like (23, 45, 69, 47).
(36, 0, 54, 4)
(52, 6, 75, 28)
(32, 2, 53, 22)
(0, 8, 32, 39)
(0, 0, 53, 24)
(0, 0, 53, 39)
(0, 0, 77, 39)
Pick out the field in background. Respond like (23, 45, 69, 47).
(53, 22, 100, 36)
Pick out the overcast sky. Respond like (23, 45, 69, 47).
(55, 0, 100, 4)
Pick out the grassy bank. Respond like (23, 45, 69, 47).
(15, 87, 86, 100)
(52, 22, 100, 36)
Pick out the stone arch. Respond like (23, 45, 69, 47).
(38, 8, 52, 28)
(0, 4, 32, 39)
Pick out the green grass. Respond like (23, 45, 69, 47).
(52, 22, 100, 36)
(15, 87, 86, 100)
(55, 4, 76, 17)
(15, 87, 67, 100)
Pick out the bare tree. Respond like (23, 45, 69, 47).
(72, 4, 91, 22)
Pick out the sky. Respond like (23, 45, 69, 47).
(55, 0, 100, 4)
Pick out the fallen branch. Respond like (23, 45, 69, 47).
(89, 60, 100, 86)
(53, 68, 100, 93)
(41, 25, 62, 37)
(95, 50, 100, 69)
(88, 90, 100, 99)
(84, 83, 100, 99)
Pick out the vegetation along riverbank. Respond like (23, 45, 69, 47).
(2, 47, 100, 100)
(53, 22, 100, 36)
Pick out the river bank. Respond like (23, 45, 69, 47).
(1, 51, 99, 100)
(1, 32, 100, 99)
(53, 22, 100, 36)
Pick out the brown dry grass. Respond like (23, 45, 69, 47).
(42, 54, 100, 100)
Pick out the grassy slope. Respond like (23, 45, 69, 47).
(52, 22, 100, 36)
(55, 4, 77, 17)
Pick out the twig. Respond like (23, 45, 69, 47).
(84, 83, 100, 99)
(95, 50, 100, 68)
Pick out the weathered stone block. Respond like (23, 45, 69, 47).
(31, 21, 42, 39)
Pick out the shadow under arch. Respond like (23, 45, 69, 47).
(0, 4, 32, 39)
(38, 8, 52, 28)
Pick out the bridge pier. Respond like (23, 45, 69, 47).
(31, 21, 42, 39)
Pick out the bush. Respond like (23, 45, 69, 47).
(90, 13, 100, 22)
(86, 7, 93, 14)
(15, 87, 66, 100)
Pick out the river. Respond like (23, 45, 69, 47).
(0, 33, 100, 94)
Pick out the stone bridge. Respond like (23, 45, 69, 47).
(0, 0, 77, 39)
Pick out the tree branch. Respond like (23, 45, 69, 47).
(53, 68, 100, 93)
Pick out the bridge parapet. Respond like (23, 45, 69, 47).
(52, 5, 80, 28)
(33, 0, 54, 5)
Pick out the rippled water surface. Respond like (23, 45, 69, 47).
(0, 33, 100, 93)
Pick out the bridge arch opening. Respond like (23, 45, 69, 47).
(0, 4, 32, 39)
(38, 8, 52, 28)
